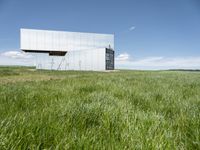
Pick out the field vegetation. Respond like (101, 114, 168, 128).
(0, 66, 199, 149)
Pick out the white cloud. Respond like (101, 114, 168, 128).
(0, 50, 34, 66)
(115, 53, 130, 61)
(1, 50, 33, 59)
(116, 53, 200, 70)
(129, 26, 136, 31)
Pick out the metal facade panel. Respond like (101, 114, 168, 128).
(20, 29, 114, 52)
(34, 48, 106, 71)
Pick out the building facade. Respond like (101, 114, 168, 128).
(20, 29, 114, 71)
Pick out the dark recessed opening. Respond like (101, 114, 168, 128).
(49, 51, 67, 56)
(22, 49, 67, 56)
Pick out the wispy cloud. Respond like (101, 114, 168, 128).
(116, 52, 200, 70)
(129, 26, 136, 31)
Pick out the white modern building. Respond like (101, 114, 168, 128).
(20, 29, 114, 71)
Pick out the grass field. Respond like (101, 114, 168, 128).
(0, 66, 199, 149)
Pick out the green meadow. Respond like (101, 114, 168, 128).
(0, 67, 199, 149)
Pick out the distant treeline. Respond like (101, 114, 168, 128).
(168, 69, 200, 72)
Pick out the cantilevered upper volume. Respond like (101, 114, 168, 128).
(20, 28, 114, 52)
(20, 28, 115, 71)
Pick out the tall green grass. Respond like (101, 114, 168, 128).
(0, 67, 199, 149)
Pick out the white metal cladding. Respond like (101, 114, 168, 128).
(20, 29, 114, 51)
(33, 48, 106, 71)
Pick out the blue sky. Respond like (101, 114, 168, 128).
(0, 0, 200, 69)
